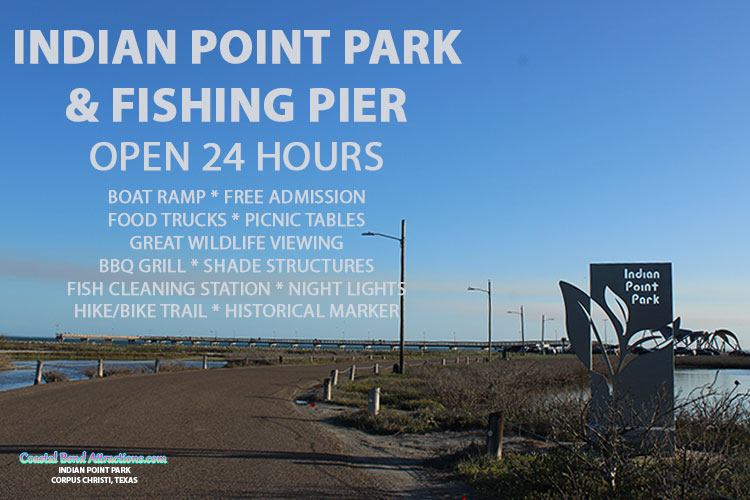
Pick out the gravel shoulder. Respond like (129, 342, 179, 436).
(294, 388, 479, 500)
(0, 364, 399, 499)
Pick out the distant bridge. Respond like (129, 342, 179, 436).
(54, 333, 565, 351)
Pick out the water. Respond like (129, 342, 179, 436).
(674, 368, 750, 398)
(2, 336, 58, 343)
(2, 359, 748, 397)
(0, 360, 226, 392)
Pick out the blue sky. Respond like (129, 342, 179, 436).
(1, 1, 749, 346)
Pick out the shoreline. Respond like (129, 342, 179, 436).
(2, 338, 749, 371)
(675, 354, 750, 369)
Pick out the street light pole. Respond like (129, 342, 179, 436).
(488, 280, 491, 359)
(362, 219, 406, 374)
(399, 219, 405, 372)
(541, 314, 554, 354)
(507, 306, 525, 354)
(468, 279, 492, 360)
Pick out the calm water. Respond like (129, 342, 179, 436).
(1, 360, 746, 396)
(0, 360, 226, 392)
(674, 368, 750, 398)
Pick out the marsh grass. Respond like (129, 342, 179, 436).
(323, 356, 750, 498)
(157, 361, 192, 372)
(85, 360, 205, 378)
(338, 407, 484, 434)
(456, 447, 661, 500)
(225, 354, 279, 367)
(41, 369, 68, 383)
(455, 383, 750, 500)
(0, 338, 409, 366)
(0, 354, 12, 370)
(675, 353, 750, 369)
(325, 357, 589, 435)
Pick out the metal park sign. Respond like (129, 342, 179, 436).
(560, 263, 675, 439)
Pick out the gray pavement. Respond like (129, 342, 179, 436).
(0, 364, 395, 499)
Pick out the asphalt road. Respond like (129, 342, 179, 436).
(0, 364, 394, 499)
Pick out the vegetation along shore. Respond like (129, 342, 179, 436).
(315, 356, 750, 499)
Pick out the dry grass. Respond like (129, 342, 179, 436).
(327, 356, 589, 435)
(0, 338, 405, 365)
(0, 354, 13, 370)
(41, 370, 68, 383)
(83, 360, 201, 377)
(322, 355, 750, 498)
(455, 382, 750, 499)
(84, 366, 149, 378)
(675, 353, 750, 369)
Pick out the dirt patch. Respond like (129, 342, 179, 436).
(293, 387, 555, 500)
(294, 397, 474, 499)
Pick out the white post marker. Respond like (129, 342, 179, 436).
(367, 387, 380, 416)
(35, 361, 44, 385)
